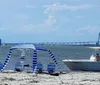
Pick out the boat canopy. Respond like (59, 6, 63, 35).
(88, 47, 100, 50)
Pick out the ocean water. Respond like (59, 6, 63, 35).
(0, 44, 94, 72)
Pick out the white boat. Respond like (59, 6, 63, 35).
(63, 47, 100, 71)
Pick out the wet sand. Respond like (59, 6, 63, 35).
(0, 70, 100, 85)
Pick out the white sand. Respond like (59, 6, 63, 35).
(0, 70, 100, 85)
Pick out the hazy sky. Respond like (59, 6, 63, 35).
(0, 0, 100, 43)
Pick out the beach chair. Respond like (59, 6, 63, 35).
(15, 57, 25, 72)
(15, 61, 24, 72)
(36, 63, 43, 73)
(47, 63, 56, 74)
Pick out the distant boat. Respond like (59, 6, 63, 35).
(63, 47, 100, 71)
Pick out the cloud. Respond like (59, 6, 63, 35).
(44, 15, 56, 26)
(76, 25, 100, 34)
(43, 3, 92, 14)
(25, 5, 36, 8)
(13, 15, 57, 35)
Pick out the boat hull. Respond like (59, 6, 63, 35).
(63, 60, 100, 71)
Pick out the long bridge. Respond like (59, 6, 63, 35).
(5, 41, 100, 46)
(42, 33, 100, 46)
(41, 41, 98, 46)
(2, 41, 100, 46)
(1, 33, 100, 46)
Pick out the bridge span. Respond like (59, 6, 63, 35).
(42, 41, 98, 46)
(43, 33, 100, 46)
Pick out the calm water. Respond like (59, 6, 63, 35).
(0, 44, 94, 72)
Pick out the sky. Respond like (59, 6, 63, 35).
(0, 0, 100, 43)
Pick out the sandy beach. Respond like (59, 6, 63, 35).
(0, 70, 100, 85)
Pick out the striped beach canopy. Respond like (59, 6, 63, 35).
(0, 44, 57, 73)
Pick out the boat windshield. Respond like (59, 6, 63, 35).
(89, 47, 100, 61)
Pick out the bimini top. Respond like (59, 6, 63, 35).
(11, 44, 47, 51)
(88, 47, 100, 50)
